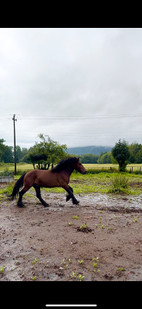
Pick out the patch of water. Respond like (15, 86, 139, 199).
(77, 193, 142, 212)
(37, 192, 142, 212)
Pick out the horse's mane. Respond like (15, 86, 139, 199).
(51, 157, 79, 173)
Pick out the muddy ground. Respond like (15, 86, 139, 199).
(0, 188, 142, 281)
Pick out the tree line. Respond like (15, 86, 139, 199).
(78, 141, 142, 171)
(0, 135, 142, 171)
(0, 135, 67, 170)
(0, 139, 28, 163)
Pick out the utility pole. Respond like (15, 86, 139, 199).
(12, 114, 17, 175)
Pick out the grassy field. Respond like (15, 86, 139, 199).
(0, 163, 33, 174)
(85, 163, 142, 172)
(1, 163, 142, 196)
(1, 162, 142, 174)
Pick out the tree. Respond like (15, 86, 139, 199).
(0, 139, 13, 163)
(97, 152, 113, 164)
(2, 145, 13, 163)
(27, 134, 67, 169)
(0, 139, 6, 162)
(112, 139, 130, 172)
(28, 153, 47, 169)
(80, 154, 99, 164)
(135, 145, 142, 163)
(128, 143, 142, 163)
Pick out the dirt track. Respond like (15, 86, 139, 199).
(0, 190, 142, 281)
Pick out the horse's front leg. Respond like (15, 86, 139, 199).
(64, 185, 79, 205)
(66, 186, 73, 202)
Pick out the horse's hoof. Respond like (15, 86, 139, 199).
(73, 200, 79, 205)
(43, 203, 49, 208)
(17, 202, 24, 208)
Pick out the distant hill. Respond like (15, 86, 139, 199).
(67, 146, 112, 156)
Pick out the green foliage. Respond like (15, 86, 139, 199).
(109, 175, 129, 193)
(97, 152, 113, 164)
(0, 138, 29, 164)
(2, 145, 13, 163)
(0, 168, 13, 176)
(16, 146, 28, 163)
(78, 274, 85, 281)
(0, 183, 14, 196)
(80, 154, 99, 164)
(0, 266, 6, 273)
(0, 139, 6, 161)
(72, 215, 79, 220)
(1, 133, 142, 166)
(0, 139, 13, 163)
(27, 134, 67, 169)
(128, 143, 142, 163)
(1, 165, 142, 196)
(112, 139, 130, 172)
(31, 258, 39, 264)
(84, 167, 118, 174)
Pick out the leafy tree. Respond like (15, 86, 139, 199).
(19, 148, 29, 163)
(27, 134, 67, 169)
(16, 146, 23, 163)
(97, 152, 113, 164)
(0, 139, 6, 162)
(28, 153, 47, 169)
(112, 139, 130, 172)
(2, 145, 13, 163)
(135, 146, 142, 163)
(0, 139, 13, 163)
(128, 143, 142, 163)
(80, 154, 99, 164)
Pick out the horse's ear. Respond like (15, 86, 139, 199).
(77, 157, 80, 161)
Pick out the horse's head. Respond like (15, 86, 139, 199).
(74, 158, 87, 174)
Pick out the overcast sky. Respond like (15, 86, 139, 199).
(1, 28, 142, 149)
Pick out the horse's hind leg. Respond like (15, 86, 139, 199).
(18, 185, 30, 207)
(33, 184, 49, 207)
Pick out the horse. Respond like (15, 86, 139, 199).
(11, 157, 86, 208)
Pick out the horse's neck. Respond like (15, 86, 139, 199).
(64, 167, 74, 177)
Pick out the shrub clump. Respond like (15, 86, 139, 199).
(108, 175, 129, 193)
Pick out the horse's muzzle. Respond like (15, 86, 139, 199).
(82, 170, 87, 174)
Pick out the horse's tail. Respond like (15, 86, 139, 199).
(11, 173, 26, 200)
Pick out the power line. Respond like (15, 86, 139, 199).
(19, 114, 142, 120)
(1, 114, 142, 120)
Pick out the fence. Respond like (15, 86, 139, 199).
(85, 164, 142, 173)
(0, 176, 14, 183)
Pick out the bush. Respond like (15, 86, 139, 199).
(109, 175, 129, 193)
(85, 168, 118, 174)
(0, 168, 13, 177)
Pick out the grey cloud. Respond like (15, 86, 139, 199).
(0, 28, 142, 148)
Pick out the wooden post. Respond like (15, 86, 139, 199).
(12, 114, 17, 175)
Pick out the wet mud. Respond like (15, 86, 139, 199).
(0, 190, 142, 281)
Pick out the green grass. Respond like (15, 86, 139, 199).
(71, 170, 142, 195)
(43, 171, 142, 195)
(0, 163, 33, 175)
(1, 163, 142, 196)
(1, 162, 142, 174)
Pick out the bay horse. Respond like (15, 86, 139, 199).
(11, 157, 86, 207)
